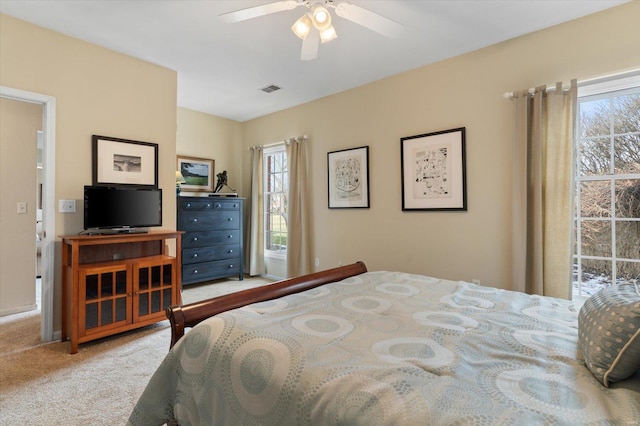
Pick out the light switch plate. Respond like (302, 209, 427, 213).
(59, 199, 76, 213)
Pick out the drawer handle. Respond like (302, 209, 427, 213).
(192, 218, 198, 223)
(216, 203, 221, 208)
(206, 203, 211, 208)
(233, 204, 238, 207)
(228, 264, 234, 268)
(228, 217, 233, 221)
(228, 249, 233, 254)
(193, 253, 198, 258)
(193, 237, 198, 242)
(194, 269, 198, 274)
(228, 234, 233, 238)
(186, 203, 191, 208)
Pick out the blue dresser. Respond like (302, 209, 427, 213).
(177, 196, 244, 285)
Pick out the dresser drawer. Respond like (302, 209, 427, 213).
(182, 259, 241, 284)
(179, 198, 241, 211)
(183, 245, 241, 265)
(182, 230, 241, 248)
(179, 210, 240, 231)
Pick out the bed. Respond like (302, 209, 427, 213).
(128, 262, 640, 425)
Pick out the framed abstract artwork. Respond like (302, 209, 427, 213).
(328, 146, 370, 209)
(400, 127, 466, 211)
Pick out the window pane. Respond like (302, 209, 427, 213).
(273, 172, 283, 192)
(613, 93, 640, 133)
(613, 135, 640, 174)
(580, 98, 610, 138)
(579, 259, 611, 296)
(615, 180, 640, 218)
(263, 147, 288, 254)
(580, 220, 611, 257)
(616, 261, 640, 284)
(267, 173, 275, 192)
(273, 154, 283, 173)
(579, 137, 611, 176)
(616, 221, 640, 260)
(268, 194, 281, 213)
(580, 181, 610, 217)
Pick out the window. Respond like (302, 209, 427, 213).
(264, 146, 288, 257)
(573, 73, 640, 300)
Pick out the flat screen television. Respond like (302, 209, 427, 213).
(83, 185, 162, 233)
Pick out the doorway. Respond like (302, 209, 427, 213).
(0, 86, 56, 342)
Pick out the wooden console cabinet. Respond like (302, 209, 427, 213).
(61, 230, 182, 354)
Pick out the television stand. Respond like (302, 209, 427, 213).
(61, 230, 183, 353)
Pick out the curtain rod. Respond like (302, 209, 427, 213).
(503, 80, 577, 99)
(248, 134, 308, 150)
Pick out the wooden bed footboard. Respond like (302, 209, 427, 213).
(166, 261, 368, 349)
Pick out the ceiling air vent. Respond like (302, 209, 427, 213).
(261, 84, 281, 93)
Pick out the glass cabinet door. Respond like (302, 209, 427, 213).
(134, 259, 176, 322)
(79, 265, 131, 335)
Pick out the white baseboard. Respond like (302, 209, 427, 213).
(0, 304, 37, 317)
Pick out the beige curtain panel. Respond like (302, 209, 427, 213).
(286, 138, 312, 278)
(511, 80, 577, 299)
(247, 146, 265, 276)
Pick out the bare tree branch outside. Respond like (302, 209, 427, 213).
(574, 89, 640, 297)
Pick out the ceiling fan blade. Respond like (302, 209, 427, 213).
(220, 0, 299, 23)
(333, 1, 403, 38)
(300, 28, 319, 61)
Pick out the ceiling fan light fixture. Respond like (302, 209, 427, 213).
(319, 25, 337, 43)
(291, 13, 312, 39)
(311, 4, 331, 30)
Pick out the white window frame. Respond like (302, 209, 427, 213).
(263, 145, 288, 259)
(573, 71, 640, 301)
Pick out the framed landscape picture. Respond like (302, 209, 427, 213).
(92, 135, 158, 188)
(177, 155, 214, 192)
(327, 146, 370, 209)
(400, 127, 466, 211)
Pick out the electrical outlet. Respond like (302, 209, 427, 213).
(59, 199, 76, 213)
(472, 279, 481, 285)
(17, 202, 27, 214)
(315, 258, 320, 267)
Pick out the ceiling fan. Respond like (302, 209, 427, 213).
(219, 0, 403, 60)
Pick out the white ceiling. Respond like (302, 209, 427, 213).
(0, 0, 628, 122)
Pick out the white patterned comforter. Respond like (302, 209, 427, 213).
(128, 271, 640, 425)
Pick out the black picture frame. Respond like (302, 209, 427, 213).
(328, 146, 370, 209)
(92, 135, 158, 188)
(400, 127, 466, 211)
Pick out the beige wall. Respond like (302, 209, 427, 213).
(240, 2, 640, 289)
(0, 98, 41, 315)
(177, 107, 243, 191)
(0, 14, 177, 329)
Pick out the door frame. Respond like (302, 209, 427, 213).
(1, 86, 56, 341)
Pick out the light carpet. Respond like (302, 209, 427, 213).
(0, 276, 272, 426)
